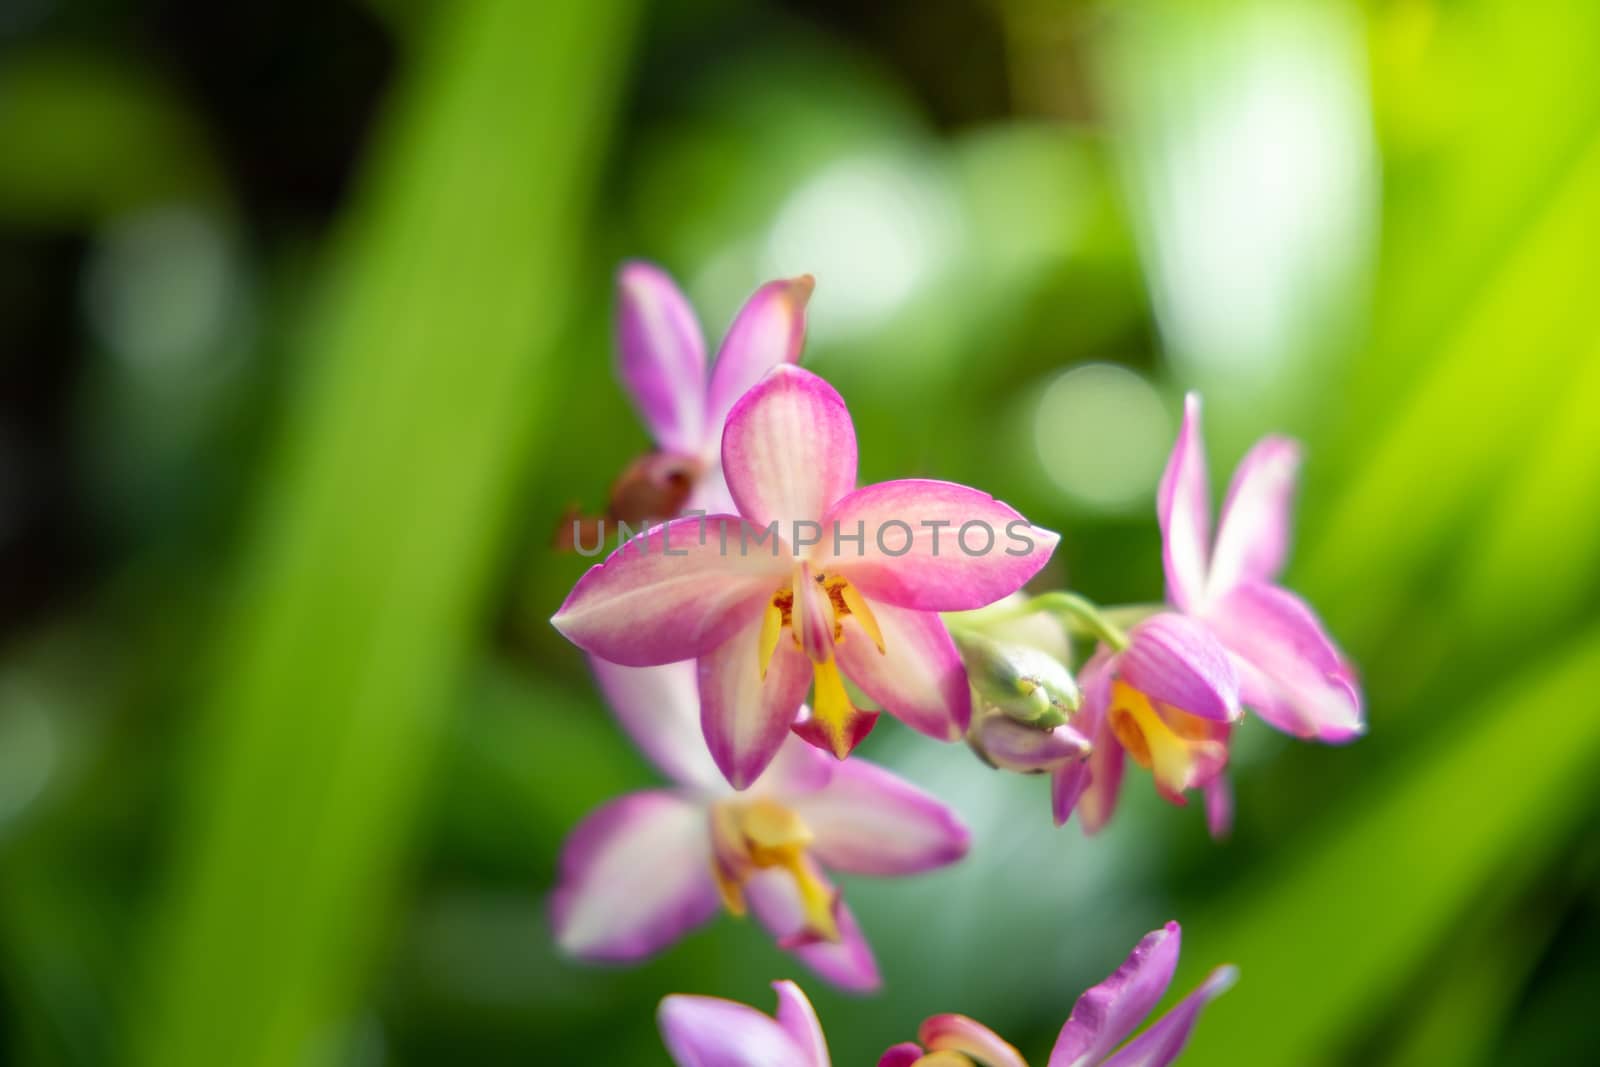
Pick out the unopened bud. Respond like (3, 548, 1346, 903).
(971, 711, 1091, 774)
(953, 629, 1081, 728)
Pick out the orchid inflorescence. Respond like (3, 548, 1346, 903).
(545, 264, 1365, 1061)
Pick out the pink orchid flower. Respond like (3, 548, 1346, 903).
(553, 363, 1059, 787)
(659, 981, 832, 1067)
(1158, 393, 1364, 744)
(551, 658, 969, 991)
(657, 923, 1232, 1067)
(1049, 615, 1241, 838)
(880, 922, 1235, 1067)
(612, 261, 814, 517)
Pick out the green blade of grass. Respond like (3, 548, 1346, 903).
(129, 3, 637, 1066)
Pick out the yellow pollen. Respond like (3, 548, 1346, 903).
(914, 1053, 976, 1067)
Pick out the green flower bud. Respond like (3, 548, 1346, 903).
(952, 629, 1081, 728)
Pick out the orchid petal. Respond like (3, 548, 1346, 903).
(773, 980, 831, 1067)
(590, 658, 722, 790)
(1205, 581, 1364, 742)
(1099, 965, 1238, 1067)
(1073, 653, 1123, 834)
(747, 869, 881, 993)
(616, 261, 707, 454)
(701, 618, 814, 789)
(659, 993, 813, 1067)
(920, 1014, 1029, 1067)
(704, 276, 814, 453)
(722, 365, 858, 529)
(551, 791, 718, 962)
(821, 479, 1059, 611)
(1118, 614, 1240, 723)
(1051, 757, 1093, 826)
(790, 758, 970, 876)
(1206, 435, 1301, 599)
(981, 716, 1092, 774)
(1049, 922, 1182, 1067)
(835, 603, 971, 742)
(552, 516, 788, 666)
(878, 1044, 925, 1067)
(750, 733, 838, 799)
(1204, 775, 1233, 841)
(1157, 393, 1211, 612)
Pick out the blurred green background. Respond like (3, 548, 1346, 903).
(2, 0, 1599, 1063)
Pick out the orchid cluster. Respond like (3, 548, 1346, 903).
(545, 265, 1364, 1060)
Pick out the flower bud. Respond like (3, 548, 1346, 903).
(970, 710, 1091, 773)
(952, 629, 1081, 728)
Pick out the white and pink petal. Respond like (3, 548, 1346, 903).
(659, 991, 817, 1067)
(552, 516, 788, 666)
(1118, 614, 1240, 724)
(590, 658, 722, 790)
(722, 365, 858, 530)
(550, 791, 718, 962)
(700, 618, 814, 789)
(790, 758, 970, 877)
(747, 870, 881, 993)
(1157, 393, 1212, 613)
(1099, 965, 1238, 1067)
(616, 261, 707, 455)
(834, 604, 971, 742)
(1205, 435, 1301, 600)
(1049, 922, 1182, 1067)
(703, 276, 814, 454)
(821, 479, 1058, 612)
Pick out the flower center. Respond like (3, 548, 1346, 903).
(1108, 682, 1229, 803)
(709, 798, 840, 943)
(758, 564, 886, 759)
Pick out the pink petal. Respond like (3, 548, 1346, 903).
(590, 658, 722, 790)
(981, 716, 1092, 774)
(659, 993, 814, 1067)
(722, 365, 858, 529)
(1118, 614, 1241, 723)
(1205, 435, 1301, 600)
(1049, 922, 1182, 1067)
(550, 791, 718, 961)
(1204, 775, 1233, 840)
(920, 1014, 1029, 1067)
(773, 980, 832, 1067)
(552, 516, 788, 666)
(834, 603, 971, 742)
(747, 870, 881, 993)
(750, 733, 839, 798)
(700, 618, 814, 789)
(616, 261, 707, 455)
(1073, 653, 1124, 834)
(877, 1044, 924, 1067)
(1204, 581, 1364, 742)
(789, 758, 970, 876)
(1099, 965, 1238, 1067)
(1157, 392, 1211, 613)
(821, 479, 1059, 611)
(1051, 757, 1093, 826)
(703, 276, 814, 455)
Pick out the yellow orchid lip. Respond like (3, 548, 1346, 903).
(758, 565, 886, 759)
(711, 798, 841, 943)
(1108, 681, 1229, 803)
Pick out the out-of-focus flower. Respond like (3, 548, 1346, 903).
(551, 659, 969, 991)
(660, 980, 831, 1067)
(1159, 393, 1364, 743)
(553, 364, 1059, 787)
(553, 262, 812, 549)
(880, 922, 1236, 1067)
(1050, 614, 1240, 835)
